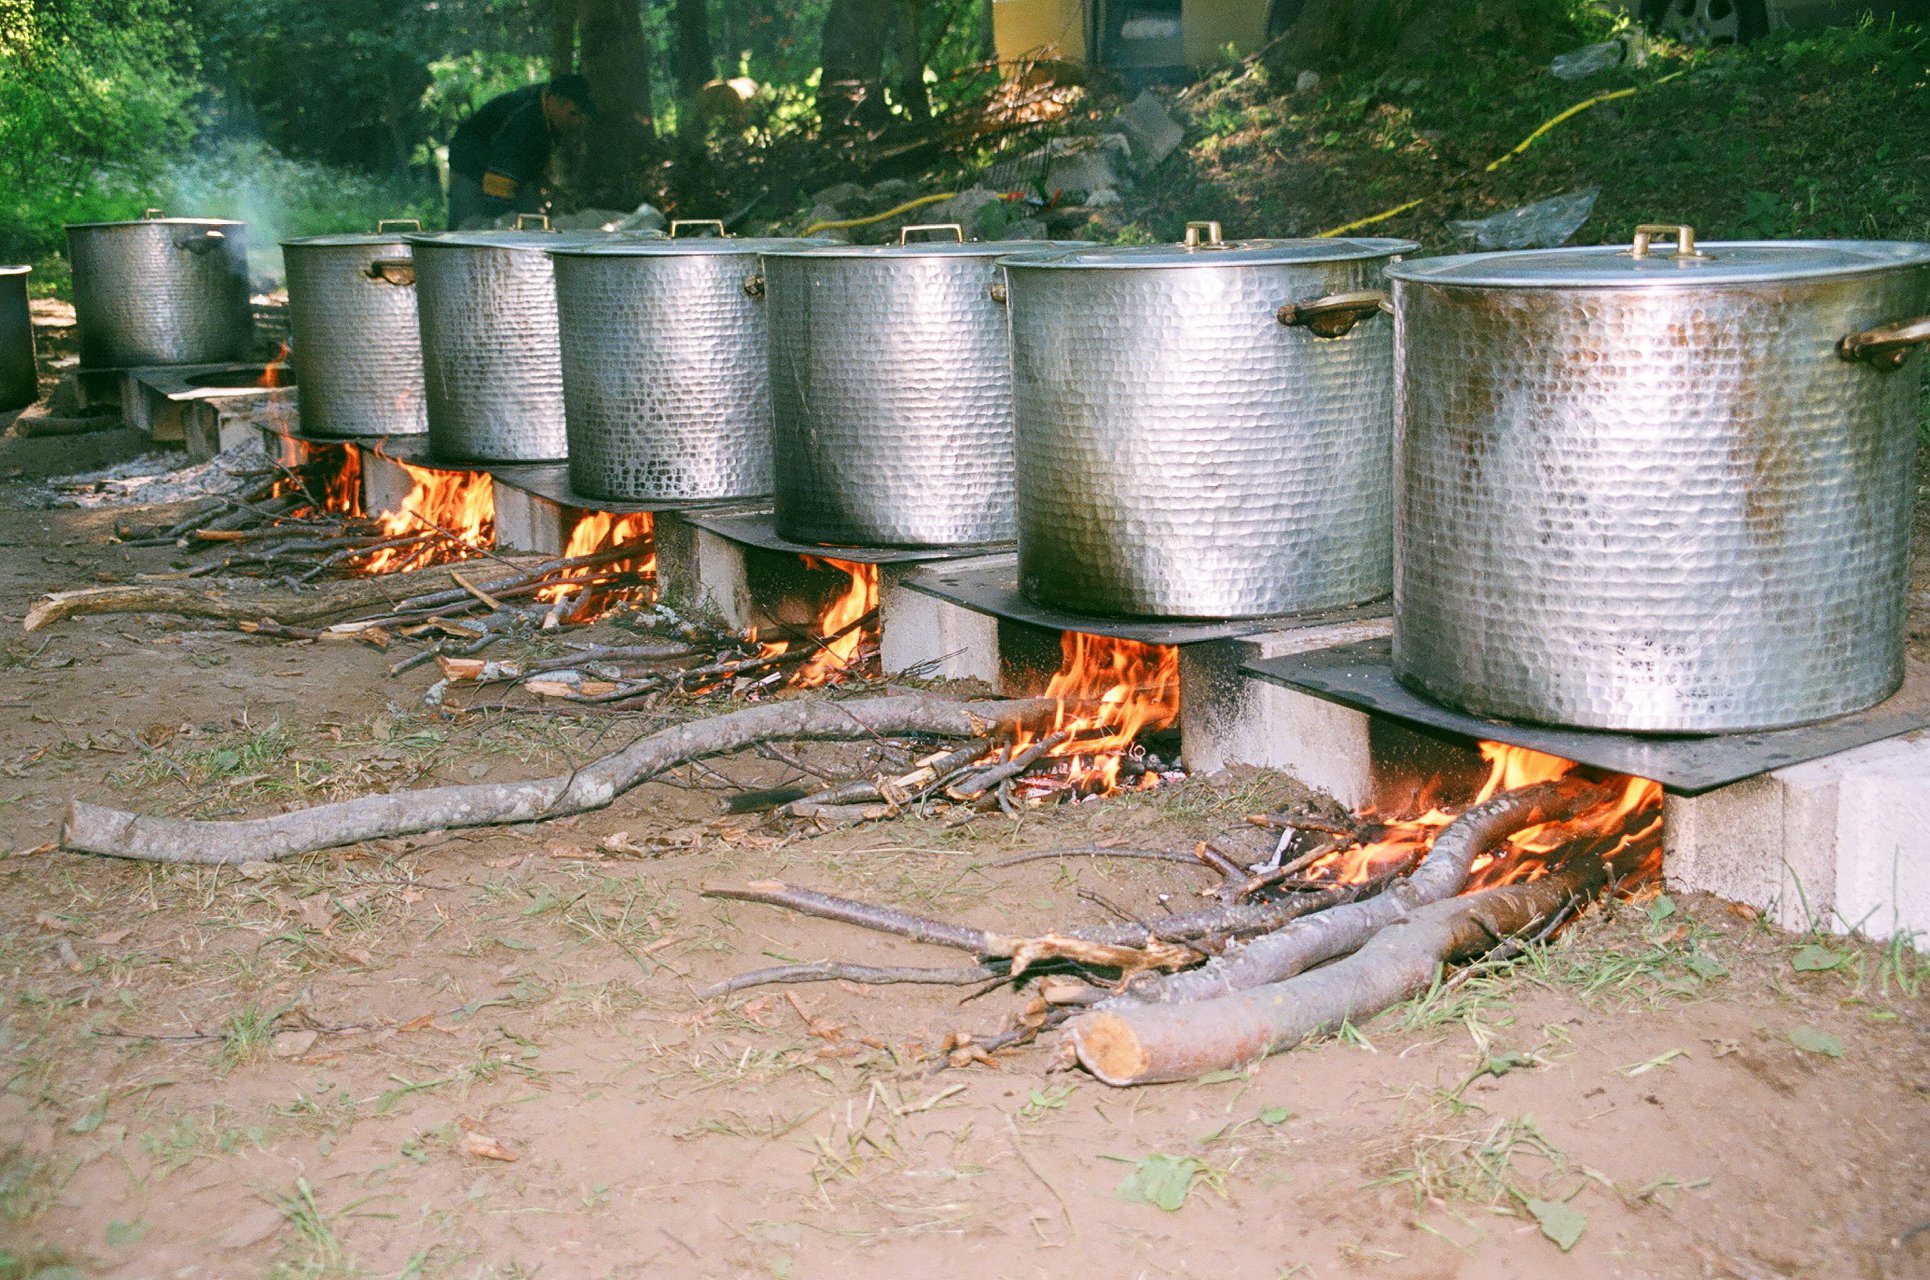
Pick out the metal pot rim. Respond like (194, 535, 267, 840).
(1387, 239, 1930, 289)
(999, 236, 1418, 270)
(405, 230, 616, 252)
(761, 239, 1087, 261)
(66, 217, 244, 231)
(549, 236, 824, 258)
(0, 265, 28, 277)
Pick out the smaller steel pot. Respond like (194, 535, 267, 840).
(551, 229, 826, 501)
(282, 221, 428, 438)
(0, 266, 34, 411)
(66, 209, 252, 368)
(764, 225, 1085, 548)
(407, 218, 611, 463)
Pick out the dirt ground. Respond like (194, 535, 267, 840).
(1, 323, 1928, 1280)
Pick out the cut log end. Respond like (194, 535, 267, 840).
(1071, 1010, 1153, 1087)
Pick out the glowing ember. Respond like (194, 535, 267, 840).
(752, 557, 880, 687)
(360, 452, 496, 574)
(538, 510, 658, 621)
(1010, 633, 1182, 795)
(1294, 742, 1664, 894)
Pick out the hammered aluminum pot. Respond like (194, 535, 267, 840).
(1388, 224, 1930, 733)
(0, 265, 34, 411)
(406, 226, 610, 463)
(1002, 226, 1418, 618)
(282, 222, 428, 438)
(550, 232, 826, 501)
(66, 211, 251, 368)
(763, 229, 1085, 548)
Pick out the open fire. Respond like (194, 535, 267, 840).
(1010, 633, 1182, 798)
(750, 557, 881, 688)
(538, 510, 657, 622)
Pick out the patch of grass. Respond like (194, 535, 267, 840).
(217, 1002, 289, 1071)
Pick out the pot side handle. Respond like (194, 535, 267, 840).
(1838, 313, 1930, 370)
(173, 228, 229, 254)
(1276, 290, 1391, 339)
(365, 258, 417, 287)
(376, 218, 422, 233)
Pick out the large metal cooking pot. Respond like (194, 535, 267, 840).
(281, 221, 428, 438)
(1002, 224, 1418, 618)
(550, 227, 825, 501)
(1389, 224, 1930, 733)
(0, 266, 34, 411)
(66, 210, 251, 368)
(406, 222, 609, 462)
(764, 226, 1084, 548)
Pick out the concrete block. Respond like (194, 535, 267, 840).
(1177, 618, 1390, 810)
(1664, 731, 1930, 942)
(490, 479, 569, 555)
(879, 573, 1000, 682)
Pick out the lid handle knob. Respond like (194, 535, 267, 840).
(900, 223, 964, 244)
(514, 213, 552, 231)
(670, 219, 727, 238)
(1182, 220, 1224, 248)
(1629, 223, 1702, 260)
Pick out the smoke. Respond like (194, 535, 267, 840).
(150, 137, 439, 288)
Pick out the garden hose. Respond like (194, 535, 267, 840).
(802, 191, 958, 236)
(1317, 70, 1689, 237)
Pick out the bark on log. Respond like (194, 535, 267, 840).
(60, 695, 1056, 865)
(23, 573, 454, 633)
(1119, 776, 1608, 1006)
(1070, 852, 1610, 1086)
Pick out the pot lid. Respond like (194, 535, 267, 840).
(1001, 236, 1418, 270)
(67, 216, 244, 230)
(549, 236, 829, 258)
(406, 230, 617, 251)
(762, 239, 1088, 260)
(1387, 230, 1930, 288)
(282, 233, 417, 248)
(0, 265, 28, 276)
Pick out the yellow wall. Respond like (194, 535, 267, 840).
(992, 0, 1088, 64)
(995, 0, 1268, 69)
(1181, 0, 1270, 68)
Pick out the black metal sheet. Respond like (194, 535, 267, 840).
(486, 463, 747, 517)
(1243, 637, 1930, 794)
(681, 509, 1006, 566)
(906, 554, 1392, 646)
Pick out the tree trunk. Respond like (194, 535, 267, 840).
(674, 0, 713, 109)
(550, 0, 578, 74)
(817, 0, 898, 137)
(577, 0, 655, 206)
(895, 0, 930, 123)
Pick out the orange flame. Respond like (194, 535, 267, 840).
(1010, 633, 1181, 794)
(260, 341, 290, 390)
(360, 452, 496, 574)
(1295, 742, 1664, 895)
(751, 557, 880, 687)
(537, 510, 658, 620)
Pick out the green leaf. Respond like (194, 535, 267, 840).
(1193, 1068, 1246, 1085)
(1788, 1026, 1842, 1058)
(1644, 895, 1677, 924)
(1685, 952, 1728, 980)
(1526, 1198, 1587, 1252)
(104, 1219, 148, 1248)
(70, 1105, 106, 1135)
(1114, 1153, 1201, 1211)
(1259, 1107, 1293, 1126)
(1791, 945, 1843, 972)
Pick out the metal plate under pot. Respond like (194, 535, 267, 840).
(1001, 223, 1417, 619)
(281, 222, 429, 438)
(762, 227, 1086, 549)
(1388, 224, 1930, 733)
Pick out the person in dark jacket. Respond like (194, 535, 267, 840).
(446, 74, 596, 229)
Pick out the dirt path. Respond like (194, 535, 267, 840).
(1, 474, 1927, 1278)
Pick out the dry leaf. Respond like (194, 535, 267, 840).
(273, 1029, 319, 1058)
(57, 938, 82, 973)
(33, 911, 75, 934)
(460, 1130, 518, 1162)
(93, 928, 131, 946)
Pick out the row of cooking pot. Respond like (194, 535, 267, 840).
(65, 210, 1930, 736)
